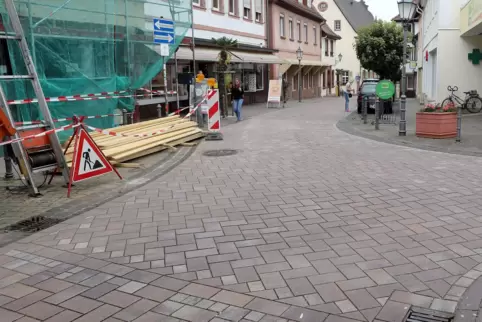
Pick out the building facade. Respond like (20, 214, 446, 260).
(269, 0, 336, 100)
(420, 0, 482, 104)
(312, 0, 374, 93)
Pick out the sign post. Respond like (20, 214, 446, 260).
(375, 80, 395, 100)
(267, 80, 282, 108)
(65, 117, 121, 197)
(154, 17, 175, 116)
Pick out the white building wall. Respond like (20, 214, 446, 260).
(421, 0, 482, 103)
(312, 0, 361, 82)
(187, 0, 267, 46)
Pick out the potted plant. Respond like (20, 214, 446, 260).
(416, 103, 457, 138)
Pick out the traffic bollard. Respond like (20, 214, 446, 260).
(375, 96, 380, 130)
(363, 96, 368, 124)
(456, 104, 462, 142)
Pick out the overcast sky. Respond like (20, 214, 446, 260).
(363, 0, 399, 21)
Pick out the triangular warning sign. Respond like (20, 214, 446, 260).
(71, 127, 113, 183)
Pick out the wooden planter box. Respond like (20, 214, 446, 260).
(416, 112, 457, 138)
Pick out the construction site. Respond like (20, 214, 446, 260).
(0, 0, 210, 224)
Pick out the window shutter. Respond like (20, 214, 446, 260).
(255, 0, 261, 13)
(244, 0, 251, 8)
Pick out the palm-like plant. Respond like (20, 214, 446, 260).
(212, 37, 239, 117)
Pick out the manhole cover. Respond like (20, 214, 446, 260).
(404, 307, 453, 322)
(203, 149, 238, 157)
(6, 216, 62, 232)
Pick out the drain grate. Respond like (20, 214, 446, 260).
(203, 149, 238, 157)
(405, 307, 453, 322)
(6, 216, 62, 232)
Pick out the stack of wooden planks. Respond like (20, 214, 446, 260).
(65, 116, 204, 167)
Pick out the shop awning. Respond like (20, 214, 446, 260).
(172, 46, 287, 64)
(284, 59, 327, 67)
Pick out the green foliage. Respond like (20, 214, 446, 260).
(354, 21, 408, 82)
(212, 37, 238, 116)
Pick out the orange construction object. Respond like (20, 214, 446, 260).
(19, 128, 50, 149)
(0, 107, 16, 138)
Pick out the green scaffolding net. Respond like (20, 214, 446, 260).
(0, 0, 192, 140)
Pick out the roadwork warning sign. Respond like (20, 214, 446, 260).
(71, 127, 113, 182)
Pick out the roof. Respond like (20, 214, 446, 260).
(321, 24, 341, 40)
(271, 0, 325, 23)
(333, 0, 374, 32)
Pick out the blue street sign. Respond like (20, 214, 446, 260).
(153, 18, 175, 44)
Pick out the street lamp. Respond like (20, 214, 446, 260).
(398, 0, 417, 136)
(337, 53, 342, 64)
(296, 46, 303, 102)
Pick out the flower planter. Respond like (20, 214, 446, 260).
(416, 112, 457, 138)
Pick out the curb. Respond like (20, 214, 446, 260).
(336, 113, 482, 158)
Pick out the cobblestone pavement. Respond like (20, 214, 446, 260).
(1, 97, 482, 321)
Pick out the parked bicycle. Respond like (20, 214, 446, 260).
(441, 86, 482, 113)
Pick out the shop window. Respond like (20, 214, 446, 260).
(308, 72, 313, 88)
(236, 63, 265, 92)
(292, 76, 296, 91)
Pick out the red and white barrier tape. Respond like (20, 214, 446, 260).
(15, 114, 121, 126)
(0, 123, 80, 147)
(7, 88, 177, 106)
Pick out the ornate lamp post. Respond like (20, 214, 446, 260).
(296, 46, 303, 102)
(397, 0, 417, 136)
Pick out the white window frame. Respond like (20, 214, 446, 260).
(228, 0, 235, 14)
(193, 0, 200, 5)
(244, 7, 251, 19)
(303, 23, 308, 43)
(334, 20, 341, 31)
(255, 0, 262, 22)
(342, 71, 349, 85)
(212, 0, 220, 10)
(289, 18, 293, 39)
(280, 15, 285, 37)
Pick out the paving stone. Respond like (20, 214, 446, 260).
(315, 282, 347, 302)
(234, 267, 260, 283)
(134, 285, 175, 303)
(99, 290, 141, 307)
(19, 301, 64, 320)
(151, 276, 190, 291)
(219, 306, 250, 322)
(43, 284, 90, 305)
(389, 291, 433, 308)
(344, 289, 380, 310)
(0, 283, 38, 299)
(171, 305, 217, 321)
(152, 300, 184, 315)
(286, 277, 316, 296)
(244, 311, 265, 322)
(44, 310, 82, 322)
(59, 295, 103, 314)
(336, 299, 358, 313)
(117, 281, 147, 294)
(281, 306, 328, 322)
(210, 290, 254, 307)
(123, 270, 160, 283)
(245, 298, 290, 316)
(81, 282, 118, 299)
(430, 299, 457, 313)
(179, 283, 220, 299)
(113, 299, 158, 321)
(0, 307, 23, 322)
(3, 290, 52, 311)
(375, 300, 410, 322)
(69, 304, 121, 322)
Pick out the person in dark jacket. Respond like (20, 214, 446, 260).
(231, 79, 244, 122)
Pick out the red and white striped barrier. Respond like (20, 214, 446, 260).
(0, 123, 80, 147)
(14, 114, 121, 126)
(7, 88, 177, 106)
(207, 90, 220, 132)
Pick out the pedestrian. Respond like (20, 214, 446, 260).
(343, 80, 353, 112)
(231, 79, 244, 122)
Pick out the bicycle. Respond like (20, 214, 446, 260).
(441, 85, 482, 113)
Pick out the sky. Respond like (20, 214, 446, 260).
(363, 0, 399, 21)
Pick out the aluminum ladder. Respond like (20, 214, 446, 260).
(0, 0, 70, 196)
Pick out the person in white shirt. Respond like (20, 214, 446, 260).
(343, 80, 352, 112)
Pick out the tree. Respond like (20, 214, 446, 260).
(354, 21, 407, 82)
(212, 36, 239, 117)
